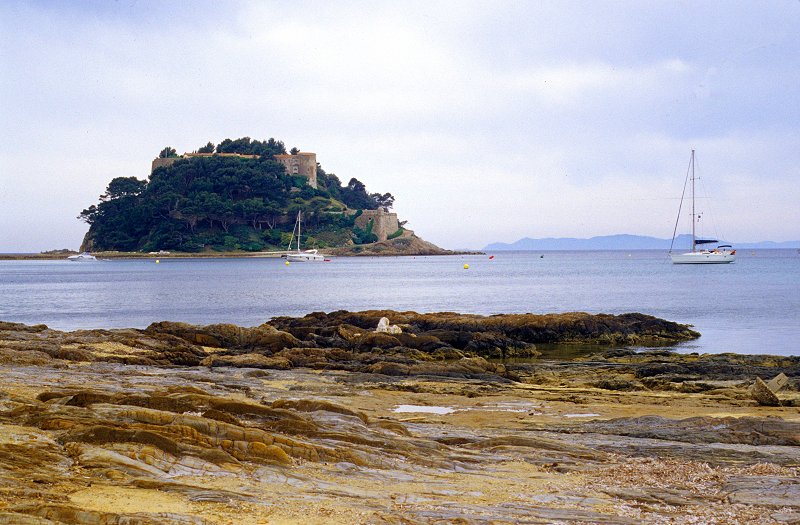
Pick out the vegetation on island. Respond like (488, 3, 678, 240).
(79, 137, 395, 252)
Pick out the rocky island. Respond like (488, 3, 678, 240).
(1, 311, 798, 524)
(75, 137, 452, 257)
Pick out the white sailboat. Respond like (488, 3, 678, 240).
(284, 211, 327, 262)
(669, 150, 735, 264)
(67, 252, 97, 261)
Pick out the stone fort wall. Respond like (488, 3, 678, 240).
(354, 208, 400, 242)
(273, 152, 317, 188)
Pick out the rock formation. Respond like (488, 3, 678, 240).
(751, 376, 782, 406)
(327, 231, 454, 256)
(268, 309, 702, 349)
(0, 313, 798, 524)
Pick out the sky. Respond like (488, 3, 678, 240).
(1, 1, 799, 252)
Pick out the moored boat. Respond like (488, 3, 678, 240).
(286, 249, 325, 262)
(283, 211, 329, 262)
(669, 150, 735, 265)
(67, 252, 97, 261)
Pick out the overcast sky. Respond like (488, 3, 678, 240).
(1, 1, 798, 252)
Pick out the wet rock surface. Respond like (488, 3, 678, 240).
(268, 309, 701, 354)
(0, 315, 798, 524)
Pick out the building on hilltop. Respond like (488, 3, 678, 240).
(151, 156, 183, 172)
(273, 152, 317, 189)
(151, 151, 318, 189)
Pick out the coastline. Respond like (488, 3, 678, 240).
(0, 313, 798, 523)
(1, 230, 484, 259)
(0, 251, 289, 260)
(0, 249, 482, 261)
(11, 246, 800, 261)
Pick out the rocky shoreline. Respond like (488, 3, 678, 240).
(1, 233, 475, 260)
(1, 312, 798, 524)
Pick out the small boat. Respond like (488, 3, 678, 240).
(283, 211, 328, 262)
(67, 252, 97, 261)
(669, 150, 735, 264)
(286, 249, 325, 262)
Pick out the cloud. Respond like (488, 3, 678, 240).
(1, 1, 799, 252)
(494, 59, 692, 106)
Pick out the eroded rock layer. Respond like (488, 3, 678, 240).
(0, 314, 798, 524)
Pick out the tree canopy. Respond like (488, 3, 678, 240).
(79, 137, 393, 252)
(214, 137, 287, 157)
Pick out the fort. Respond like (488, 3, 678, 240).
(273, 152, 317, 189)
(151, 151, 318, 189)
(148, 148, 401, 242)
(354, 208, 400, 242)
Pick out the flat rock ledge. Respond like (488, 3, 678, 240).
(1, 313, 799, 524)
(0, 310, 698, 380)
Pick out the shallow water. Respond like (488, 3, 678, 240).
(393, 405, 456, 415)
(0, 250, 798, 355)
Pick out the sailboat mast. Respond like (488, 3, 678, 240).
(690, 149, 696, 253)
(297, 211, 301, 252)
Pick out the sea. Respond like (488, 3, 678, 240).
(0, 250, 798, 356)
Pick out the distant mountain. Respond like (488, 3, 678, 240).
(483, 234, 800, 251)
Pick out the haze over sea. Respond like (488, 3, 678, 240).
(1, 250, 798, 356)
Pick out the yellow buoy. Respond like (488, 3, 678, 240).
(463, 263, 469, 269)
(285, 261, 290, 266)
(155, 259, 160, 264)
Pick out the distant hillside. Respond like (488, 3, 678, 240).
(484, 234, 800, 251)
(78, 137, 416, 253)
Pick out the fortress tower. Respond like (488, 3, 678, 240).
(274, 152, 317, 189)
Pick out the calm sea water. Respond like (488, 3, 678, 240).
(0, 250, 798, 356)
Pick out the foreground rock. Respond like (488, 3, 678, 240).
(751, 376, 782, 406)
(0, 310, 701, 380)
(269, 309, 701, 350)
(0, 315, 798, 524)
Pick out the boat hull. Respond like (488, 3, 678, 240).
(67, 254, 97, 261)
(286, 253, 325, 262)
(670, 252, 735, 264)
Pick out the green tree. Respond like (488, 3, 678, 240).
(371, 192, 395, 209)
(216, 137, 287, 157)
(236, 198, 267, 229)
(197, 142, 215, 154)
(101, 177, 147, 201)
(341, 177, 379, 209)
(175, 197, 205, 233)
(302, 196, 331, 228)
(352, 218, 378, 244)
(77, 204, 99, 224)
(159, 147, 178, 158)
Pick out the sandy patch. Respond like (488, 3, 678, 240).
(69, 485, 194, 514)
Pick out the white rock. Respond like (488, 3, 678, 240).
(376, 317, 402, 334)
